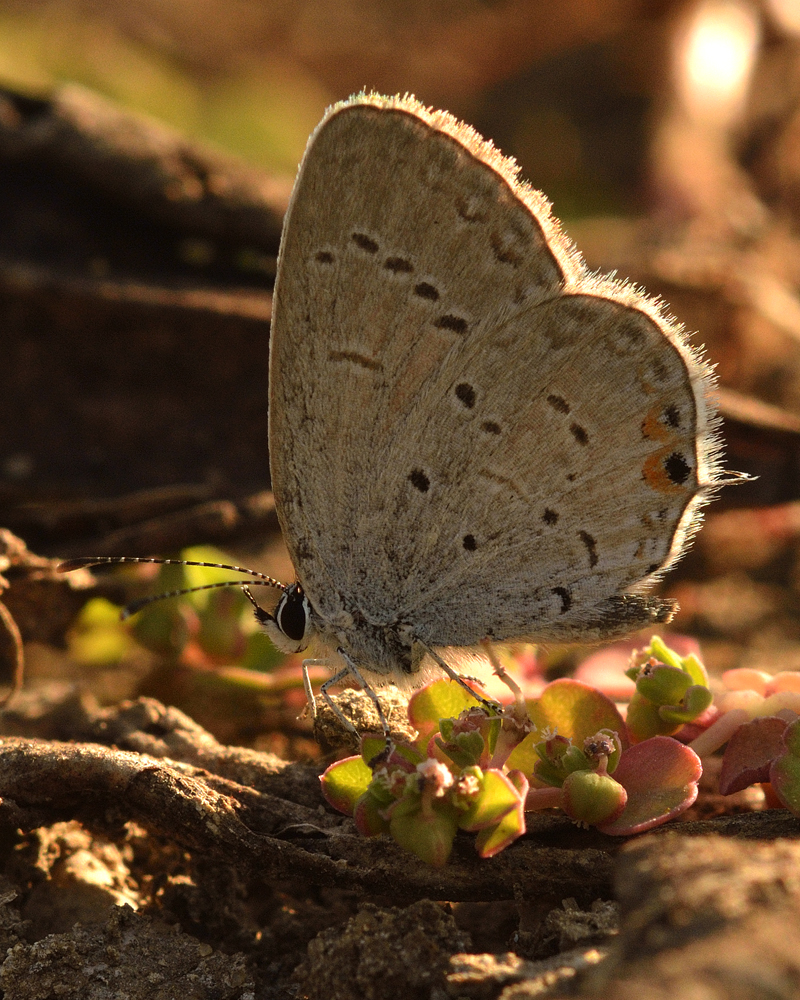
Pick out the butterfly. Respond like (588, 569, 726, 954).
(62, 93, 735, 740)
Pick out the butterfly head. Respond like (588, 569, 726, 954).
(252, 582, 316, 654)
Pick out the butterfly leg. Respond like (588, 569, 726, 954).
(310, 652, 393, 753)
(301, 658, 333, 719)
(419, 642, 503, 717)
(480, 639, 528, 719)
(335, 648, 393, 753)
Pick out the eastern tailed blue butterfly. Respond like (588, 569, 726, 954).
(61, 93, 738, 738)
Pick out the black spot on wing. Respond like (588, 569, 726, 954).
(462, 534, 477, 551)
(434, 314, 469, 334)
(664, 452, 691, 485)
(546, 394, 570, 414)
(328, 350, 383, 372)
(414, 282, 439, 301)
(552, 587, 572, 614)
(578, 530, 598, 568)
(352, 233, 379, 253)
(455, 383, 476, 408)
(570, 423, 589, 446)
(409, 469, 430, 493)
(385, 257, 413, 273)
(543, 508, 559, 525)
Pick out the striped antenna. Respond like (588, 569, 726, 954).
(58, 556, 287, 619)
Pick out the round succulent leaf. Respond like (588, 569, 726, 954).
(770, 718, 800, 815)
(505, 730, 541, 775)
(658, 684, 714, 725)
(387, 794, 460, 867)
(526, 679, 629, 749)
(626, 691, 681, 741)
(636, 665, 692, 706)
(360, 736, 422, 769)
(597, 736, 702, 835)
(561, 770, 627, 827)
(434, 729, 486, 769)
(408, 678, 482, 731)
(719, 716, 788, 795)
(320, 755, 372, 815)
(353, 790, 391, 837)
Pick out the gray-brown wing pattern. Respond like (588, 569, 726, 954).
(268, 94, 721, 649)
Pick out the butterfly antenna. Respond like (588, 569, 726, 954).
(58, 556, 287, 619)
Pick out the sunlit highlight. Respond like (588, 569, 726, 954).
(677, 0, 761, 124)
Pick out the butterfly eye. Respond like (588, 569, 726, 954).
(275, 584, 310, 643)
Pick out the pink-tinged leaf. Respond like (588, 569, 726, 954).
(722, 668, 771, 695)
(562, 770, 627, 827)
(387, 795, 460, 868)
(770, 718, 800, 815)
(458, 769, 521, 832)
(506, 769, 530, 798)
(689, 707, 751, 757)
(320, 756, 372, 815)
(525, 785, 564, 811)
(353, 791, 391, 837)
(475, 797, 527, 857)
(719, 716, 788, 795)
(768, 673, 800, 694)
(597, 736, 702, 835)
(526, 679, 629, 749)
(574, 642, 637, 700)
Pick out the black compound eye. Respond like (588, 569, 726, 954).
(276, 584, 309, 642)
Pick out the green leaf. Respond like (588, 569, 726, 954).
(636, 665, 691, 706)
(68, 597, 135, 665)
(475, 800, 526, 857)
(525, 679, 628, 749)
(505, 731, 540, 775)
(353, 790, 391, 837)
(388, 794, 460, 868)
(435, 729, 485, 769)
(626, 690, 681, 741)
(533, 743, 591, 788)
(458, 769, 520, 832)
(646, 635, 685, 671)
(658, 684, 714, 725)
(561, 770, 627, 826)
(680, 652, 709, 688)
(770, 718, 800, 815)
(408, 678, 482, 730)
(320, 756, 372, 815)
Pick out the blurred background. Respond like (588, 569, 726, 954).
(3, 0, 800, 748)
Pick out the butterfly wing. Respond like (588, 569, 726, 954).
(269, 94, 721, 648)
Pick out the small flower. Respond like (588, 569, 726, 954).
(416, 758, 454, 797)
